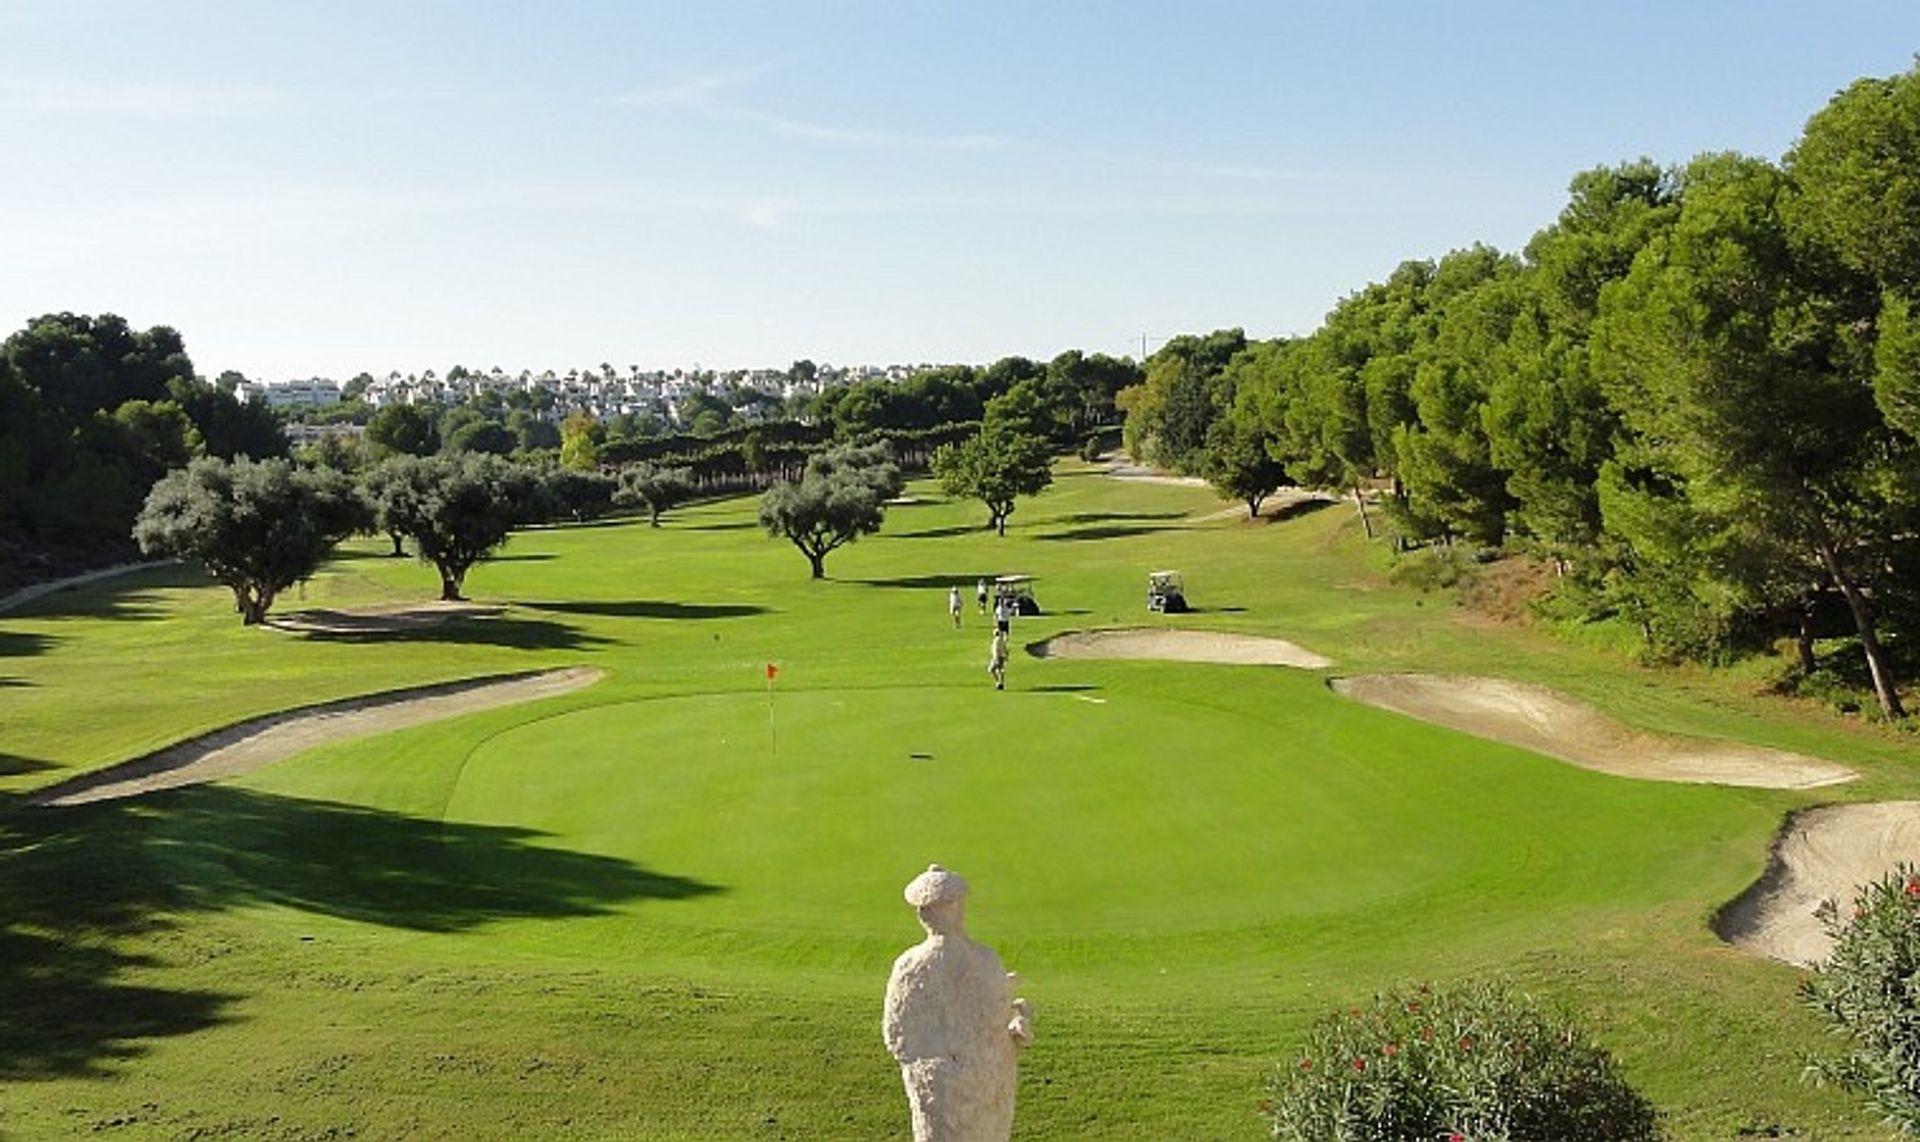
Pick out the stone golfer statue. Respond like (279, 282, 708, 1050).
(882, 864, 1033, 1141)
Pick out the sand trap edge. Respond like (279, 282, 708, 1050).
(27, 666, 606, 807)
(1028, 628, 1334, 669)
(1330, 673, 1854, 790)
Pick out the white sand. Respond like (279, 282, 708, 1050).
(29, 666, 605, 806)
(1332, 673, 1854, 790)
(1032, 628, 1333, 669)
(1715, 802, 1920, 966)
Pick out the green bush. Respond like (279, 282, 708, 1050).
(1078, 433, 1103, 462)
(1265, 981, 1661, 1141)
(1803, 866, 1920, 1132)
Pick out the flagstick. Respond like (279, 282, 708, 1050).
(765, 664, 777, 758)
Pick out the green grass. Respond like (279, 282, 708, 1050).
(3, 461, 1918, 1138)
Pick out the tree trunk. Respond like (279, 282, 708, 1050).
(808, 552, 825, 578)
(649, 505, 661, 527)
(1352, 486, 1374, 539)
(388, 531, 406, 557)
(1812, 535, 1905, 718)
(1795, 605, 1819, 677)
(1246, 495, 1262, 520)
(440, 572, 465, 601)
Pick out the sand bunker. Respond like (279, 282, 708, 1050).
(1104, 463, 1209, 488)
(29, 666, 604, 807)
(266, 600, 506, 635)
(1716, 802, 1920, 966)
(1333, 674, 1854, 790)
(1032, 628, 1333, 669)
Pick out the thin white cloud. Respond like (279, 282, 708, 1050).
(612, 65, 772, 110)
(740, 198, 797, 230)
(0, 78, 290, 118)
(612, 63, 1008, 153)
(737, 108, 1008, 152)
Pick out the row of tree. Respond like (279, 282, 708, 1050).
(134, 453, 702, 622)
(1122, 63, 1920, 718)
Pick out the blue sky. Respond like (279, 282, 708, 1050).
(1, 2, 1914, 381)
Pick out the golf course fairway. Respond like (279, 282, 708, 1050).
(4, 462, 1917, 1138)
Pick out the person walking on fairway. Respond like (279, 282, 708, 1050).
(976, 577, 989, 614)
(948, 585, 963, 629)
(988, 628, 1009, 690)
(993, 592, 1012, 635)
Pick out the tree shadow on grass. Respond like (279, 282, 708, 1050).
(1052, 510, 1187, 524)
(680, 520, 760, 532)
(522, 600, 770, 621)
(0, 630, 55, 658)
(0, 784, 721, 1078)
(1035, 523, 1184, 542)
(889, 524, 986, 540)
(1267, 498, 1337, 523)
(486, 552, 557, 563)
(0, 754, 55, 777)
(292, 615, 611, 652)
(14, 564, 209, 622)
(850, 573, 1000, 590)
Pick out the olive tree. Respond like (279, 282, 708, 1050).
(614, 462, 694, 527)
(758, 442, 902, 578)
(134, 456, 365, 624)
(379, 454, 542, 600)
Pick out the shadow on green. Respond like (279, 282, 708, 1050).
(522, 600, 771, 620)
(1036, 523, 1185, 542)
(889, 524, 986, 539)
(0, 630, 55, 657)
(0, 786, 720, 1079)
(850, 573, 1000, 590)
(288, 615, 611, 651)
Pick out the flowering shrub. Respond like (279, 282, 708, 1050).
(1264, 980, 1661, 1141)
(1803, 865, 1920, 1132)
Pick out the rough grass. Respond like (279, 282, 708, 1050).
(2, 460, 1917, 1138)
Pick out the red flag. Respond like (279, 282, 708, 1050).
(765, 662, 779, 681)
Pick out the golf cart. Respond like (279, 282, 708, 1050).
(1147, 570, 1189, 614)
(994, 574, 1042, 616)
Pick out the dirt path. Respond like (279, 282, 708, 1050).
(1333, 673, 1854, 789)
(1715, 802, 1920, 966)
(29, 666, 605, 807)
(1197, 488, 1337, 522)
(1104, 462, 1209, 488)
(1031, 628, 1333, 669)
(0, 560, 177, 615)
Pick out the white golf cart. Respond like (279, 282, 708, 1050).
(1147, 570, 1189, 613)
(994, 574, 1042, 616)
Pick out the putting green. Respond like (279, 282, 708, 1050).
(418, 679, 1766, 971)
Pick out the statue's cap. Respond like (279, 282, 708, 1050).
(904, 864, 969, 907)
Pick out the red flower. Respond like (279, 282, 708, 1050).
(1420, 1027, 1434, 1041)
(1447, 1134, 1465, 1142)
(1351, 1057, 1366, 1071)
(1459, 1037, 1473, 1052)
(1904, 877, 1920, 898)
(1383, 1043, 1399, 1057)
(1297, 1058, 1313, 1071)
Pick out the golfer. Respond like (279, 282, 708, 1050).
(993, 593, 1012, 635)
(976, 577, 989, 614)
(948, 585, 963, 628)
(988, 628, 1009, 690)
